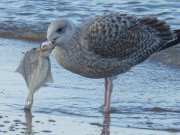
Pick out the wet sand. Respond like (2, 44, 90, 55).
(150, 46, 180, 67)
(0, 38, 180, 135)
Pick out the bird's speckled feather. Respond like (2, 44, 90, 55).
(79, 13, 173, 62)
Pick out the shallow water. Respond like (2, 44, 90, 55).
(0, 0, 180, 135)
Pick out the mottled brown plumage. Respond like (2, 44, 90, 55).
(79, 13, 173, 65)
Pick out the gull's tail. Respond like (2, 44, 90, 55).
(159, 29, 180, 51)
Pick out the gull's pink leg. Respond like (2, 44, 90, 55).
(104, 78, 108, 106)
(102, 78, 113, 112)
(101, 78, 108, 109)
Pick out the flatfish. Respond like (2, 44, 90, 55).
(16, 41, 55, 109)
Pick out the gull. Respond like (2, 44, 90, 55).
(44, 12, 180, 112)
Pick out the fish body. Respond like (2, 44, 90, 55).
(16, 41, 55, 109)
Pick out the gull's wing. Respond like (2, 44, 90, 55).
(79, 13, 173, 63)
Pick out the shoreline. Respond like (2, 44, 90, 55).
(150, 46, 180, 67)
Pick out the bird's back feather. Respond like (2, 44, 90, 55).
(79, 13, 174, 64)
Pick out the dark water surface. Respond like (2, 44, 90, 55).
(0, 0, 180, 135)
(0, 0, 179, 41)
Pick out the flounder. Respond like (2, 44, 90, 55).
(16, 41, 55, 109)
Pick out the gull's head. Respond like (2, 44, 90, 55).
(46, 19, 76, 46)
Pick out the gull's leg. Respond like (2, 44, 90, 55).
(100, 78, 108, 109)
(102, 78, 113, 112)
(104, 78, 108, 106)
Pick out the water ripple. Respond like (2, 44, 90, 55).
(0, 0, 179, 42)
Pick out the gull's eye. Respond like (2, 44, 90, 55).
(56, 28, 63, 33)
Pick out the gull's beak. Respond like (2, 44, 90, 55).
(41, 37, 59, 50)
(41, 39, 56, 51)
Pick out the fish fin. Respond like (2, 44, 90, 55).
(15, 48, 38, 89)
(45, 68, 54, 84)
(15, 55, 25, 75)
(15, 52, 30, 88)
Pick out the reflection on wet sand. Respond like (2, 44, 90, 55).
(24, 109, 111, 135)
(24, 110, 32, 135)
(101, 113, 110, 135)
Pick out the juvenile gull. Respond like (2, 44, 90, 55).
(44, 12, 180, 112)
